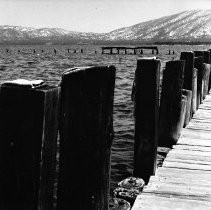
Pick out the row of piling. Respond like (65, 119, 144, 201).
(0, 49, 210, 210)
(3, 47, 174, 55)
(3, 49, 96, 54)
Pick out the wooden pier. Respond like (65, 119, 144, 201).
(132, 94, 211, 209)
(102, 46, 159, 55)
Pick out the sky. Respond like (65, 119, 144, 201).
(0, 0, 211, 33)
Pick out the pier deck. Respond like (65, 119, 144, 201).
(132, 94, 211, 209)
(101, 46, 159, 54)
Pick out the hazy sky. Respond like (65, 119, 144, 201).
(0, 0, 211, 33)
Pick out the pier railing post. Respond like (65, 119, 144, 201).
(0, 83, 60, 210)
(158, 60, 185, 147)
(133, 58, 160, 182)
(57, 66, 116, 210)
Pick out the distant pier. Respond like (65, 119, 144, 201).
(101, 46, 159, 55)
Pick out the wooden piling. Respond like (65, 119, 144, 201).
(194, 51, 204, 62)
(202, 63, 211, 99)
(0, 83, 60, 210)
(192, 68, 197, 114)
(180, 52, 194, 90)
(158, 60, 185, 147)
(133, 58, 160, 182)
(180, 52, 194, 115)
(204, 51, 210, 64)
(57, 66, 116, 210)
(182, 89, 192, 127)
(194, 56, 204, 108)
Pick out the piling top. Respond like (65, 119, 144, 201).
(2, 79, 44, 89)
(62, 65, 115, 77)
(1, 79, 58, 91)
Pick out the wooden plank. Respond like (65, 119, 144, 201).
(164, 157, 211, 166)
(156, 167, 211, 180)
(173, 144, 211, 152)
(169, 148, 211, 156)
(149, 175, 211, 187)
(132, 194, 211, 210)
(181, 128, 211, 140)
(177, 137, 211, 147)
(143, 182, 211, 199)
(162, 161, 211, 171)
(165, 152, 211, 162)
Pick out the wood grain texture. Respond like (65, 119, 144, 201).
(158, 60, 185, 147)
(0, 85, 60, 210)
(133, 58, 160, 182)
(57, 66, 116, 210)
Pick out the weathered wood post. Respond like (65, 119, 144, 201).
(202, 63, 211, 99)
(202, 51, 211, 98)
(208, 49, 211, 92)
(133, 58, 160, 183)
(180, 51, 194, 115)
(182, 89, 192, 127)
(158, 60, 185, 147)
(0, 81, 60, 210)
(192, 68, 198, 114)
(194, 56, 204, 108)
(57, 66, 116, 210)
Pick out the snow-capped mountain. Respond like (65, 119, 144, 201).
(0, 25, 102, 43)
(103, 10, 211, 42)
(1, 10, 211, 44)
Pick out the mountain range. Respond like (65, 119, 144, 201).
(1, 10, 211, 44)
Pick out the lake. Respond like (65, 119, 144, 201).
(0, 44, 210, 191)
